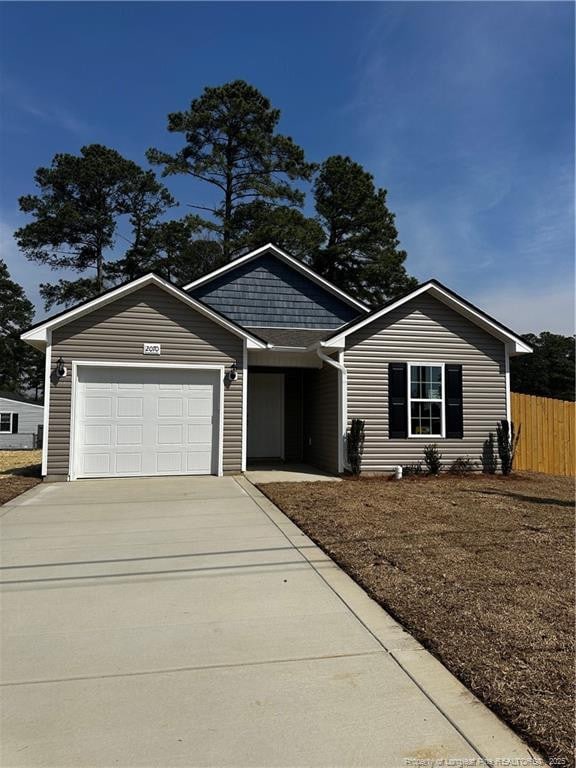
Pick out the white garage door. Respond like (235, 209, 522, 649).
(74, 366, 221, 478)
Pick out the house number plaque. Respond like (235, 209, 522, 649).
(143, 343, 161, 355)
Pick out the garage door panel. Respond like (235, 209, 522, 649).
(115, 453, 142, 474)
(188, 424, 213, 443)
(83, 454, 111, 475)
(187, 450, 212, 473)
(188, 398, 213, 417)
(117, 425, 143, 446)
(157, 398, 183, 417)
(84, 397, 112, 418)
(157, 424, 183, 445)
(75, 367, 220, 478)
(117, 397, 144, 417)
(156, 452, 183, 473)
(84, 425, 112, 446)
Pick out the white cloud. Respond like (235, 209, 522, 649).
(0, 72, 92, 135)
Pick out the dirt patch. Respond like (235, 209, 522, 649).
(0, 475, 41, 505)
(261, 472, 575, 766)
(0, 450, 42, 504)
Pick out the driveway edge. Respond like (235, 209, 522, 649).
(236, 475, 545, 767)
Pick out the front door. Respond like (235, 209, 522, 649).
(247, 373, 284, 459)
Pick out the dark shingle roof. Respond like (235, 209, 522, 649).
(244, 327, 332, 348)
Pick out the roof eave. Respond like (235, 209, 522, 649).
(322, 281, 531, 353)
(20, 274, 268, 350)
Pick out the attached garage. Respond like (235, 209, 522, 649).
(20, 274, 268, 481)
(72, 365, 222, 479)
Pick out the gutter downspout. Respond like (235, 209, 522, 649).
(315, 343, 347, 473)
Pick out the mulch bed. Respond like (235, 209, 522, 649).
(260, 472, 575, 767)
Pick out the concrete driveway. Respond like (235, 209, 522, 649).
(1, 476, 533, 767)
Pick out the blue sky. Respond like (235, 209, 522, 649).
(1, 1, 574, 333)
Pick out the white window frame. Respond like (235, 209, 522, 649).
(0, 412, 14, 433)
(407, 362, 446, 439)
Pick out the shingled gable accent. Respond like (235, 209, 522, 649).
(183, 244, 370, 318)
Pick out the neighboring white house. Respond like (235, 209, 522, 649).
(0, 392, 44, 450)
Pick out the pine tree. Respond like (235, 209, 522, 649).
(311, 155, 417, 306)
(147, 80, 314, 260)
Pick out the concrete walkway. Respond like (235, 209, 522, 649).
(0, 476, 535, 767)
(244, 463, 342, 484)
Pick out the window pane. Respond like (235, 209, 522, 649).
(0, 413, 10, 432)
(410, 365, 442, 399)
(410, 402, 442, 436)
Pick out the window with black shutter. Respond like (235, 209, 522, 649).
(0, 413, 12, 433)
(389, 363, 464, 440)
(388, 363, 408, 438)
(444, 364, 464, 438)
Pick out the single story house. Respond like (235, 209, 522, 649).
(21, 243, 532, 481)
(0, 391, 44, 450)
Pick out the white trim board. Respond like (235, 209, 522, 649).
(322, 282, 533, 355)
(21, 274, 267, 351)
(182, 243, 370, 314)
(41, 332, 52, 477)
(68, 361, 225, 480)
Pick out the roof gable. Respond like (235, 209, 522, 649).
(320, 280, 532, 355)
(184, 244, 369, 314)
(186, 246, 364, 329)
(21, 274, 268, 350)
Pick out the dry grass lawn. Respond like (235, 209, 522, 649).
(261, 472, 575, 767)
(0, 450, 42, 504)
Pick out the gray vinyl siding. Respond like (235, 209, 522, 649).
(190, 254, 360, 329)
(304, 364, 339, 473)
(47, 285, 243, 477)
(344, 294, 507, 470)
(0, 398, 43, 449)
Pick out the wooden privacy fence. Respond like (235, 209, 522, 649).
(511, 392, 575, 476)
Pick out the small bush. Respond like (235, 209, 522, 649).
(423, 443, 442, 475)
(402, 462, 423, 477)
(481, 433, 498, 474)
(449, 456, 477, 475)
(346, 418, 365, 476)
(496, 419, 521, 476)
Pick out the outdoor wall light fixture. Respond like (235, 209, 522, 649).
(228, 361, 238, 382)
(55, 357, 68, 378)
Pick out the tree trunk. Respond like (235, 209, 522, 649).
(223, 135, 234, 262)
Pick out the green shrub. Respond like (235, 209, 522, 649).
(346, 418, 365, 476)
(449, 456, 477, 475)
(402, 462, 423, 476)
(480, 433, 498, 474)
(496, 420, 521, 476)
(423, 443, 442, 475)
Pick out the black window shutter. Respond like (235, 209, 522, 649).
(445, 364, 463, 438)
(388, 363, 408, 438)
(12, 414, 19, 434)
